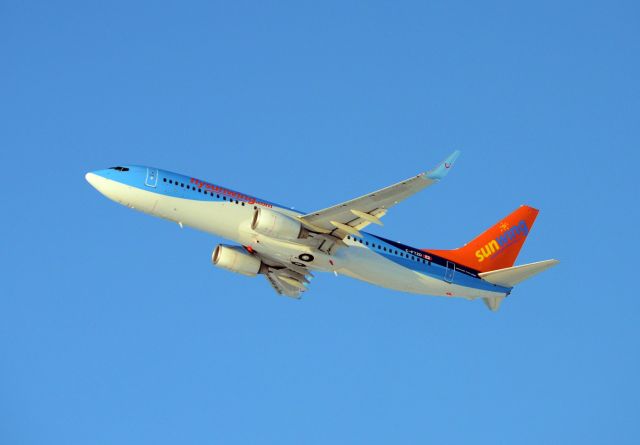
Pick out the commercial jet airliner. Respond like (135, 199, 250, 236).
(86, 152, 558, 311)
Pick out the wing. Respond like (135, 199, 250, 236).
(264, 269, 306, 299)
(254, 251, 314, 299)
(298, 151, 460, 239)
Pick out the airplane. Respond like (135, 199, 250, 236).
(85, 151, 558, 311)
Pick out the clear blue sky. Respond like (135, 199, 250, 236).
(2, 1, 638, 443)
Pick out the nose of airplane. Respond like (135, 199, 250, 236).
(85, 172, 100, 188)
(85, 170, 114, 196)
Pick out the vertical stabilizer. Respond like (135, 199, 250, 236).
(427, 205, 539, 272)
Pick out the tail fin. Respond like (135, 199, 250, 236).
(428, 205, 539, 272)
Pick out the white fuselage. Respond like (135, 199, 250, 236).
(87, 173, 507, 300)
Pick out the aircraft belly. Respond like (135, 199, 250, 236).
(337, 246, 505, 299)
(336, 247, 433, 293)
(112, 182, 249, 240)
(158, 198, 249, 240)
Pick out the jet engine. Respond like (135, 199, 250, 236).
(251, 207, 309, 240)
(212, 244, 262, 276)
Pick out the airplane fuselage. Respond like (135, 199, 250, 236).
(86, 165, 511, 301)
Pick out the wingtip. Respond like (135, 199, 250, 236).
(426, 150, 461, 180)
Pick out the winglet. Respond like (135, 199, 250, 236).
(426, 150, 461, 180)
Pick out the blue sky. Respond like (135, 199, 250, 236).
(1, 0, 639, 443)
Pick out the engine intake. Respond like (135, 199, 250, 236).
(212, 244, 262, 276)
(251, 208, 308, 240)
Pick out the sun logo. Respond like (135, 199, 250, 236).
(475, 220, 530, 263)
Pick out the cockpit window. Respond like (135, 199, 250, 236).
(109, 166, 130, 172)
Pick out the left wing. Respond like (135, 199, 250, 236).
(298, 151, 460, 239)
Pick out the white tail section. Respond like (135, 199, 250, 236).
(479, 259, 559, 287)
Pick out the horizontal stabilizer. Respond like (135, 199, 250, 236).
(479, 259, 559, 287)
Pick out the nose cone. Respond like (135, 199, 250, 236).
(85, 172, 100, 188)
(85, 169, 121, 202)
(85, 170, 111, 193)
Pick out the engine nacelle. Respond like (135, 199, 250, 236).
(251, 207, 308, 240)
(212, 244, 262, 276)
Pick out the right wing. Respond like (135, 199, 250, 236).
(254, 251, 313, 299)
(264, 268, 307, 299)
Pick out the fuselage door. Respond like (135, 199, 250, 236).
(444, 261, 456, 283)
(145, 168, 159, 187)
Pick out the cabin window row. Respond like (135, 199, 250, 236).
(162, 177, 246, 206)
(346, 235, 431, 264)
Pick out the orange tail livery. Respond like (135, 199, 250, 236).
(428, 205, 539, 273)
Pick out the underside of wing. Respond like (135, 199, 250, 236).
(298, 151, 460, 239)
(264, 270, 305, 299)
(253, 251, 314, 299)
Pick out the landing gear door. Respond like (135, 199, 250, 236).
(145, 168, 159, 187)
(444, 261, 455, 283)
